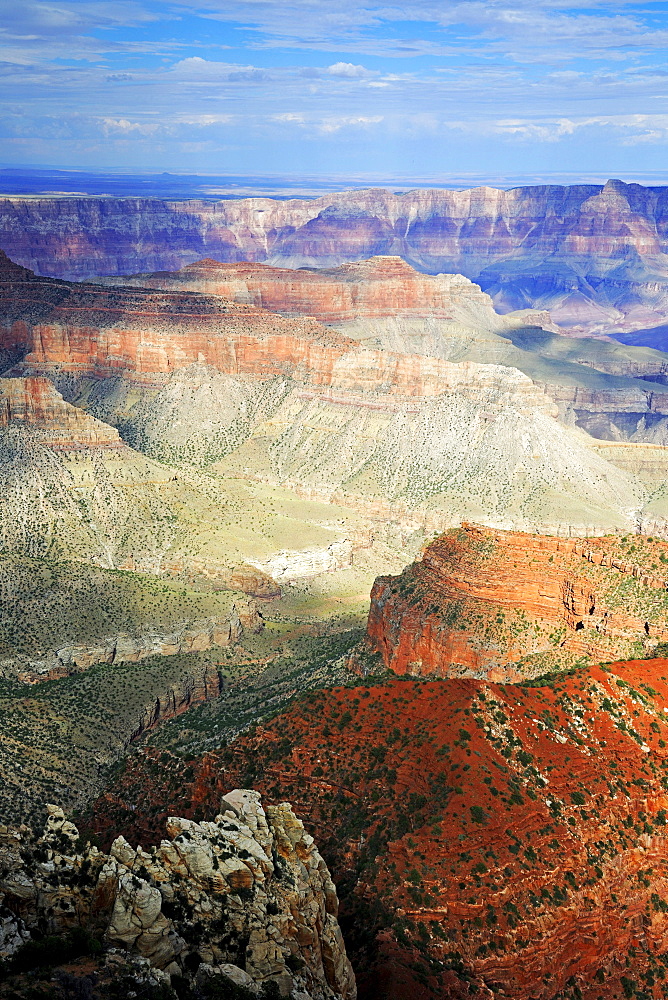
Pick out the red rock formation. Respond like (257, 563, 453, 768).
(118, 254, 551, 328)
(365, 524, 668, 680)
(0, 262, 349, 382)
(86, 657, 668, 1000)
(0, 376, 123, 448)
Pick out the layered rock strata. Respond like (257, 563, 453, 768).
(0, 255, 650, 535)
(0, 792, 356, 1000)
(113, 254, 554, 330)
(5, 179, 668, 335)
(111, 255, 668, 442)
(0, 374, 124, 448)
(365, 524, 668, 680)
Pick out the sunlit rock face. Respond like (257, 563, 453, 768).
(364, 523, 668, 681)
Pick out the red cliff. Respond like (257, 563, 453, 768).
(366, 524, 668, 680)
(0, 252, 557, 413)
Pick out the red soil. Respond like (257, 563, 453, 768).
(86, 657, 668, 1000)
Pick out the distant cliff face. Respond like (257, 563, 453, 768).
(365, 524, 668, 680)
(4, 180, 668, 336)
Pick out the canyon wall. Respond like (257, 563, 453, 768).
(9, 248, 668, 449)
(111, 254, 554, 330)
(108, 254, 668, 444)
(3, 600, 262, 684)
(365, 524, 668, 679)
(4, 179, 668, 336)
(0, 255, 651, 536)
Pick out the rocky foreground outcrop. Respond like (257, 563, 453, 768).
(0, 791, 355, 1000)
(365, 524, 668, 680)
(4, 179, 668, 335)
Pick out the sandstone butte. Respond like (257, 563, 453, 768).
(85, 656, 668, 1000)
(365, 524, 668, 681)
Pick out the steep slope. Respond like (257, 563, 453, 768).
(86, 659, 668, 1000)
(110, 254, 668, 443)
(0, 792, 356, 1000)
(0, 253, 650, 535)
(364, 524, 668, 680)
(5, 180, 668, 335)
(0, 376, 390, 601)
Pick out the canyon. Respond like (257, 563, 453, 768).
(4, 179, 668, 338)
(0, 250, 665, 537)
(77, 528, 668, 999)
(6, 187, 668, 1000)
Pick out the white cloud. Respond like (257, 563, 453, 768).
(326, 62, 372, 78)
(318, 115, 384, 132)
(100, 117, 160, 135)
(272, 112, 307, 125)
(271, 112, 383, 132)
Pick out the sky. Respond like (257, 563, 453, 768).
(3, 0, 668, 186)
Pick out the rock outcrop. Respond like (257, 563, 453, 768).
(0, 374, 123, 448)
(364, 524, 668, 680)
(5, 180, 668, 335)
(0, 793, 356, 1000)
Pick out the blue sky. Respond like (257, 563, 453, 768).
(3, 0, 668, 184)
